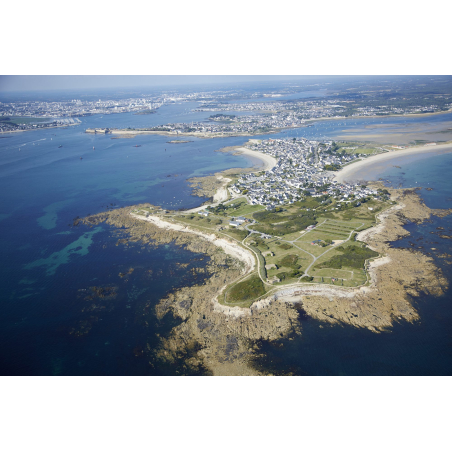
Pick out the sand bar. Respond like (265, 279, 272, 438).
(334, 142, 452, 183)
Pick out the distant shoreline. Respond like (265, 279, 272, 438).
(334, 142, 452, 183)
(0, 123, 80, 135)
(305, 108, 452, 126)
(105, 109, 452, 140)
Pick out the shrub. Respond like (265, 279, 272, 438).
(277, 254, 299, 269)
(278, 243, 293, 250)
(316, 244, 378, 269)
(227, 275, 266, 302)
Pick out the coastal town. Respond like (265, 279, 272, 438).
(231, 138, 378, 209)
(129, 111, 308, 136)
(4, 77, 451, 135)
(0, 96, 163, 133)
(196, 97, 449, 118)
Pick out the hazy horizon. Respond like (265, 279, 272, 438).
(0, 75, 326, 93)
(0, 75, 426, 93)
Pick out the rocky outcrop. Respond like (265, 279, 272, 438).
(82, 186, 451, 375)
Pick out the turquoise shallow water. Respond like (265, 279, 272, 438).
(1, 102, 451, 375)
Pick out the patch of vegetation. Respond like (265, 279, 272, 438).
(209, 114, 236, 120)
(290, 268, 304, 277)
(324, 163, 341, 171)
(226, 228, 249, 241)
(316, 244, 378, 269)
(300, 276, 314, 282)
(250, 236, 269, 250)
(226, 275, 266, 303)
(293, 197, 323, 209)
(253, 209, 317, 236)
(277, 254, 300, 269)
(278, 243, 293, 250)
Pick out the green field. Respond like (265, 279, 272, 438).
(335, 141, 383, 155)
(222, 198, 265, 217)
(133, 192, 390, 305)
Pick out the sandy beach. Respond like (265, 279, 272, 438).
(334, 142, 452, 183)
(231, 147, 277, 172)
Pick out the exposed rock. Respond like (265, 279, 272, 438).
(81, 184, 451, 375)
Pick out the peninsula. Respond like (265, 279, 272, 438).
(83, 137, 452, 375)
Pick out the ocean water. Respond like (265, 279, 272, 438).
(1, 104, 451, 375)
(0, 109, 254, 375)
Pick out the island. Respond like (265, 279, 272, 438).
(82, 137, 452, 375)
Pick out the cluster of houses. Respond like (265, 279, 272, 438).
(0, 97, 164, 122)
(195, 98, 364, 120)
(228, 138, 376, 209)
(354, 104, 443, 116)
(149, 111, 310, 135)
(196, 97, 448, 121)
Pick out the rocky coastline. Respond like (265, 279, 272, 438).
(81, 184, 451, 375)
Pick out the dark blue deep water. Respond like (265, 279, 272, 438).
(0, 107, 254, 375)
(1, 102, 451, 375)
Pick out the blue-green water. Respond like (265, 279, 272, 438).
(1, 104, 451, 375)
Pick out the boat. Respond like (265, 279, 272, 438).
(93, 146, 95, 150)
(58, 145, 63, 148)
(133, 145, 141, 147)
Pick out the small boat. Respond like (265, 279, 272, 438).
(58, 145, 63, 148)
(133, 145, 141, 147)
(80, 157, 83, 160)
(93, 146, 95, 150)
